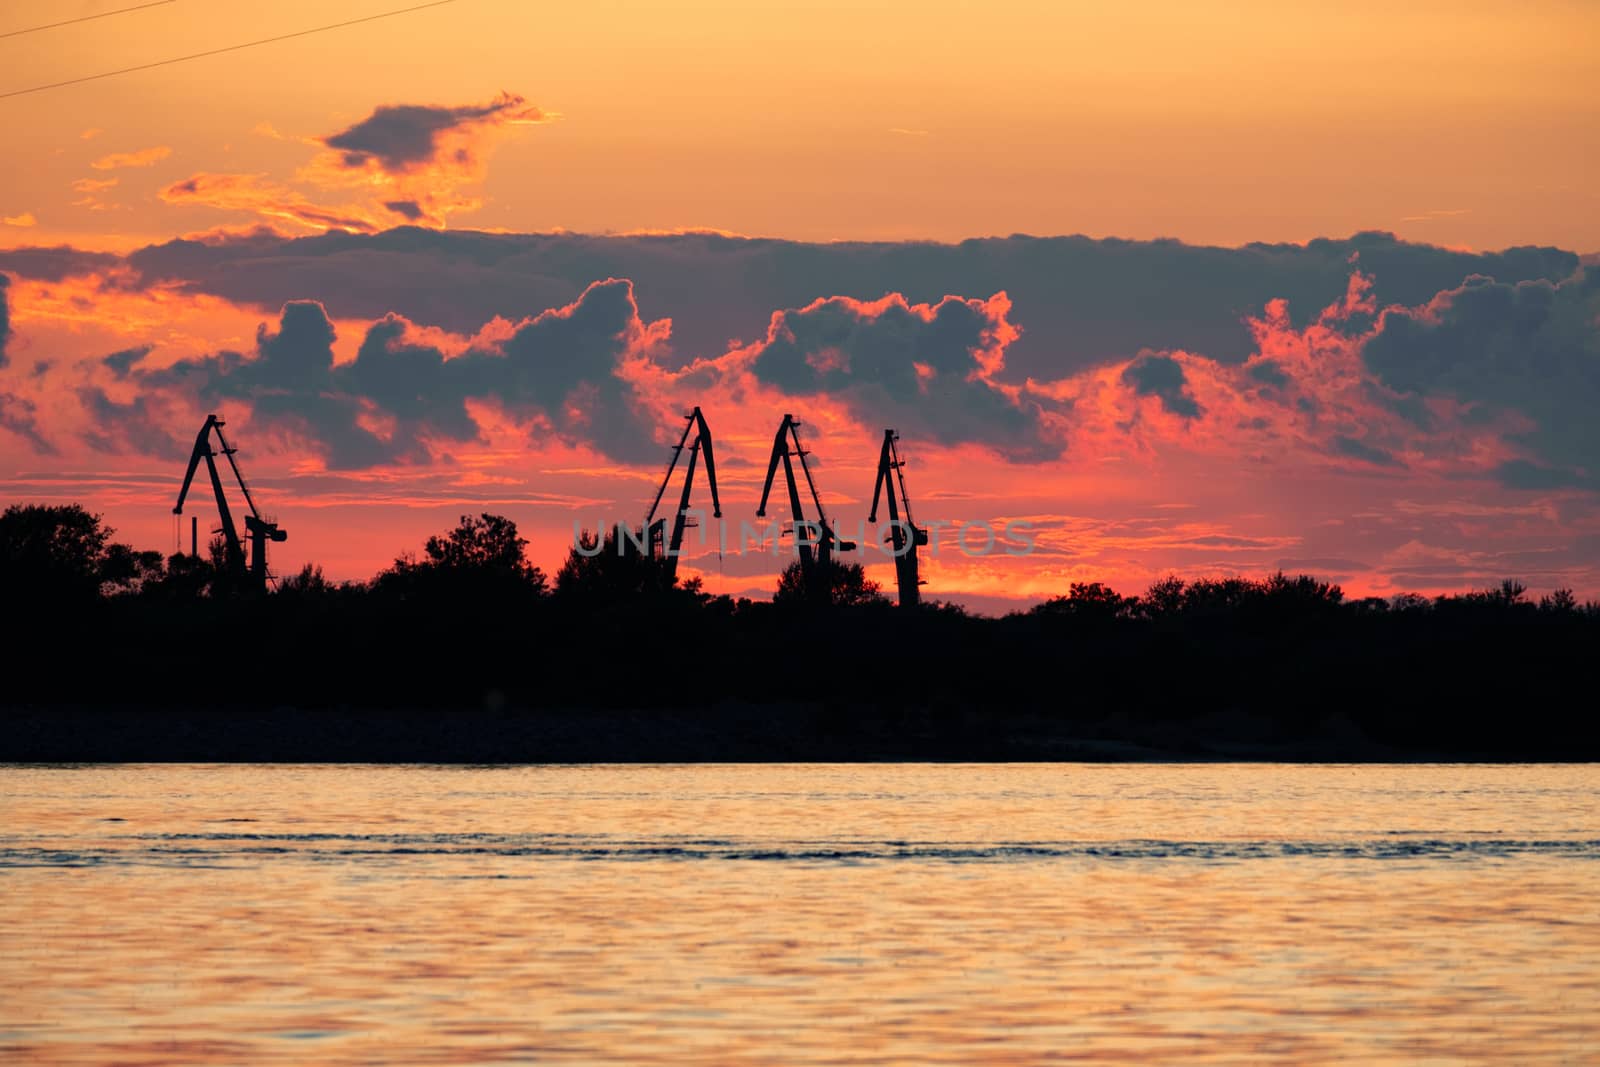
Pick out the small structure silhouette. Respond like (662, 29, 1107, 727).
(173, 414, 285, 594)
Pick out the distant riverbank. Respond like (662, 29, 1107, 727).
(8, 519, 1598, 764)
(2, 703, 1585, 763)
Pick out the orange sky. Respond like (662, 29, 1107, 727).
(2, 0, 1596, 250)
(2, 0, 1599, 610)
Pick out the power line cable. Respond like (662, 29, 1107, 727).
(0, 0, 457, 100)
(0, 0, 177, 41)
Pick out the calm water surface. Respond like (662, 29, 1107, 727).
(2, 763, 1597, 1064)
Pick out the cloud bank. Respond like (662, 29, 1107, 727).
(79, 229, 1577, 382)
(3, 230, 1595, 497)
(93, 279, 665, 468)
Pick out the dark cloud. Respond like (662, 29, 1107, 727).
(1364, 268, 1600, 488)
(1276, 556, 1372, 572)
(0, 275, 48, 450)
(0, 393, 53, 454)
(1494, 460, 1600, 492)
(105, 229, 1578, 380)
(108, 279, 661, 469)
(384, 200, 425, 221)
(0, 246, 122, 283)
(746, 293, 1056, 459)
(0, 272, 10, 367)
(1330, 434, 1403, 468)
(76, 386, 181, 457)
(1122, 352, 1201, 418)
(1247, 360, 1290, 388)
(102, 345, 152, 376)
(323, 93, 531, 171)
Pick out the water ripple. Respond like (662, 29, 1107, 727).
(3, 832, 1598, 869)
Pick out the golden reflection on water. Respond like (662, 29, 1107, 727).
(2, 764, 1597, 1064)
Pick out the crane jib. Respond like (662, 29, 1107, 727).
(171, 414, 285, 593)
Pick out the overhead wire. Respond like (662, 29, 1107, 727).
(0, 0, 458, 100)
(0, 0, 177, 41)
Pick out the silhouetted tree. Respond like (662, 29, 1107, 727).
(1034, 581, 1134, 620)
(426, 513, 535, 573)
(1540, 587, 1577, 613)
(141, 550, 218, 600)
(1486, 578, 1528, 607)
(773, 558, 886, 607)
(275, 563, 339, 599)
(555, 527, 682, 601)
(1246, 571, 1341, 622)
(1390, 592, 1430, 613)
(0, 503, 149, 603)
(1180, 576, 1257, 616)
(1260, 570, 1343, 606)
(1141, 574, 1186, 617)
(1451, 577, 1534, 616)
(99, 542, 167, 596)
(374, 513, 547, 601)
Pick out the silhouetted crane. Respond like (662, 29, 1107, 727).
(869, 428, 927, 607)
(758, 414, 856, 597)
(174, 414, 285, 593)
(631, 406, 721, 582)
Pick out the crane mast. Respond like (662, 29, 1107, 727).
(869, 428, 927, 607)
(634, 406, 721, 583)
(173, 414, 286, 593)
(757, 414, 856, 597)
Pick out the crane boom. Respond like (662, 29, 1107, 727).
(757, 414, 855, 596)
(211, 419, 262, 519)
(637, 406, 720, 582)
(868, 429, 927, 607)
(172, 414, 285, 593)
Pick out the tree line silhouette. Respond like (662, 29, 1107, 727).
(4, 502, 1597, 760)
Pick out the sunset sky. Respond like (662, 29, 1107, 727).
(2, 0, 1597, 609)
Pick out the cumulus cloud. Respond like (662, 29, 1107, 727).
(1364, 269, 1600, 490)
(99, 279, 666, 468)
(735, 291, 1059, 458)
(1122, 352, 1201, 418)
(3, 213, 37, 228)
(90, 146, 171, 170)
(1034, 270, 1541, 484)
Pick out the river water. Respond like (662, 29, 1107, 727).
(2, 764, 1596, 1064)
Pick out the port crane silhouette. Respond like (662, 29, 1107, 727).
(632, 406, 721, 582)
(173, 413, 285, 593)
(757, 414, 856, 598)
(870, 428, 927, 607)
(163, 407, 932, 604)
